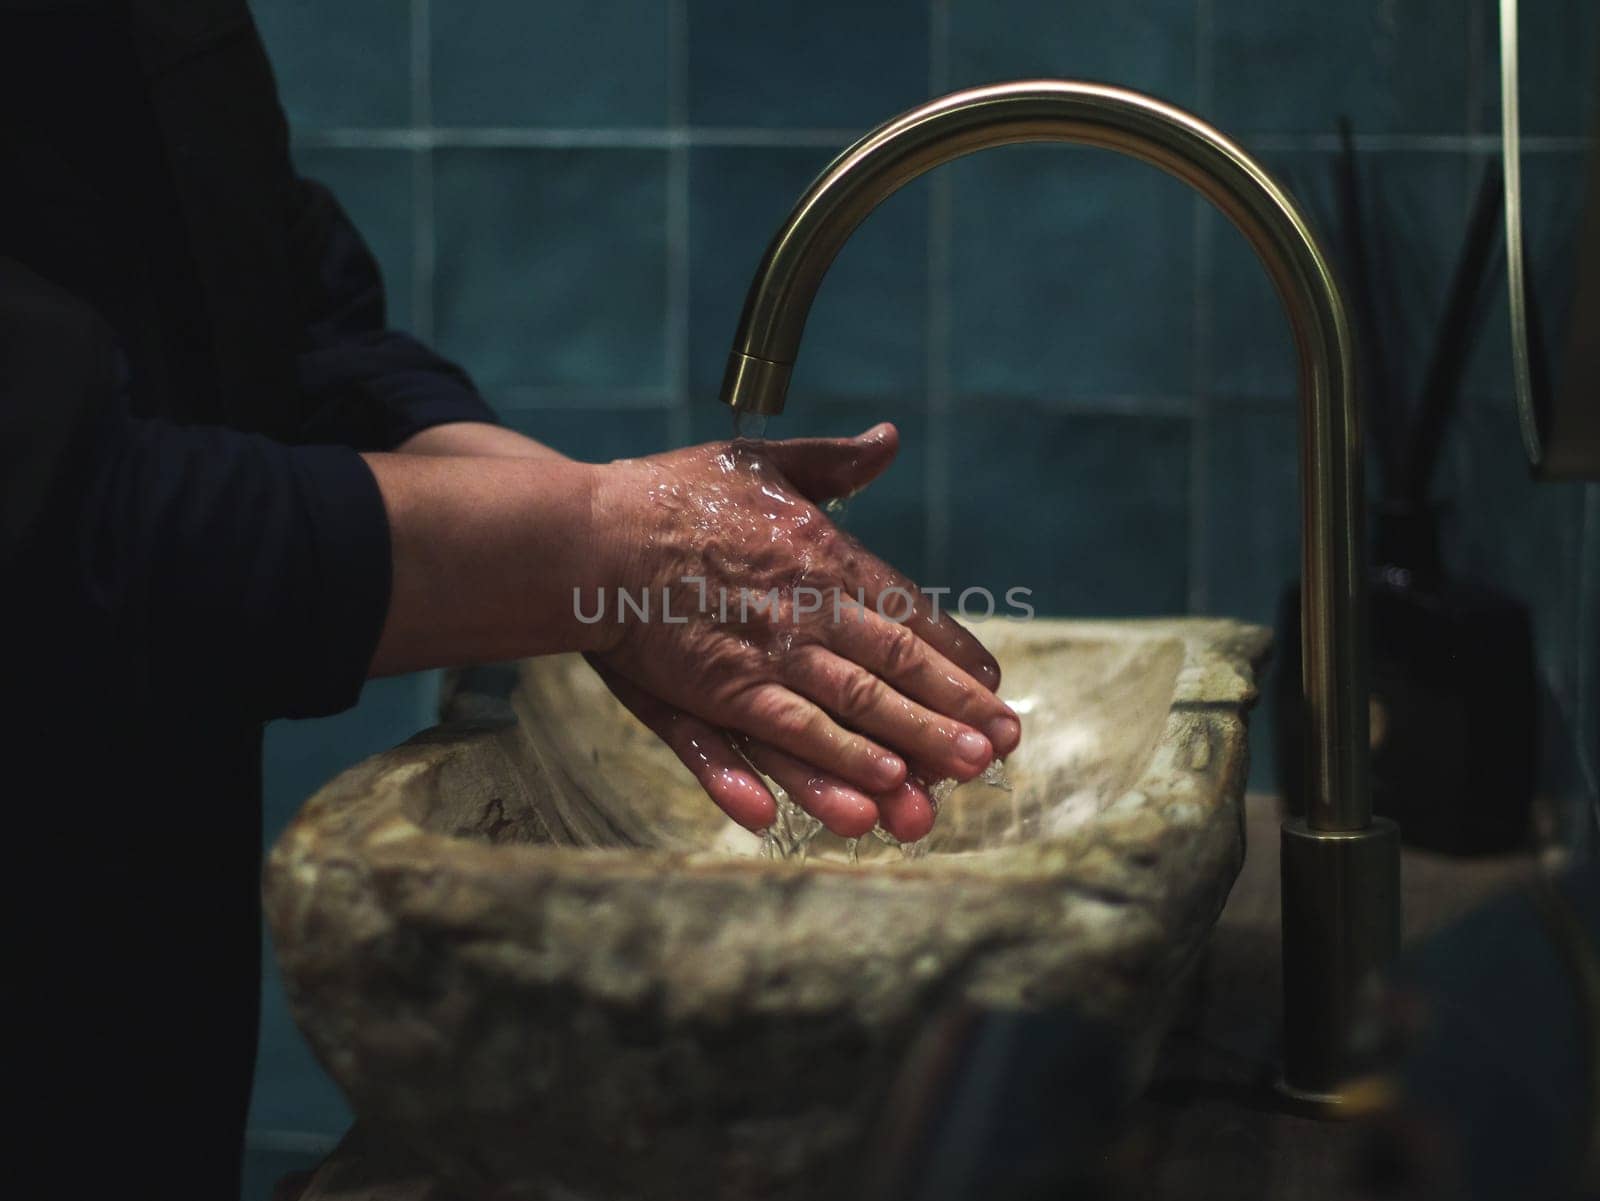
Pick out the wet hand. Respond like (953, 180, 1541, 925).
(583, 423, 1019, 838)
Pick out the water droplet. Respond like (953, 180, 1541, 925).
(981, 758, 1013, 791)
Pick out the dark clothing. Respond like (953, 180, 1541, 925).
(1, 1, 494, 1195)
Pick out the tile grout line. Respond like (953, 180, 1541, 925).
(1187, 0, 1216, 616)
(924, 0, 953, 584)
(1233, 134, 1585, 152)
(291, 129, 1593, 153)
(666, 0, 691, 447)
(409, 0, 435, 345)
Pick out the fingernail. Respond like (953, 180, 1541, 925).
(985, 716, 1021, 754)
(875, 754, 907, 789)
(976, 661, 1001, 689)
(955, 730, 992, 766)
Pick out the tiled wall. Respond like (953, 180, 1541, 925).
(248, 0, 1600, 1172)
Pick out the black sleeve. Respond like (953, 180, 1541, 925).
(286, 176, 500, 450)
(0, 259, 111, 571)
(3, 257, 391, 722)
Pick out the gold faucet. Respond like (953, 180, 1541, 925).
(719, 79, 1401, 1107)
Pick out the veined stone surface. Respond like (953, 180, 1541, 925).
(268, 618, 1271, 1201)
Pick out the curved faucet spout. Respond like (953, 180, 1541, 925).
(721, 82, 1344, 424)
(721, 79, 1367, 829)
(719, 80, 1397, 1103)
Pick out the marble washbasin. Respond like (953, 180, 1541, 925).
(266, 617, 1270, 1201)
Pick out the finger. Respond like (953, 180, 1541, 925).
(875, 779, 937, 843)
(758, 422, 899, 505)
(845, 553, 1004, 692)
(781, 645, 996, 782)
(726, 682, 906, 794)
(826, 612, 1021, 756)
(741, 739, 879, 838)
(587, 658, 777, 831)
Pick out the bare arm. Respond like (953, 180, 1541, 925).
(361, 451, 607, 675)
(363, 425, 1019, 842)
(395, 420, 569, 462)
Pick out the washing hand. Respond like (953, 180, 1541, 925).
(369, 420, 1018, 841)
(584, 423, 1020, 841)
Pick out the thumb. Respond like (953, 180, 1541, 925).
(759, 422, 899, 505)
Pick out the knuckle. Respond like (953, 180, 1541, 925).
(785, 643, 829, 679)
(706, 665, 760, 713)
(881, 621, 922, 677)
(754, 689, 817, 741)
(837, 669, 883, 721)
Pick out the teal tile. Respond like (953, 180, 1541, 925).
(945, 405, 1191, 617)
(1206, 213, 1297, 402)
(1204, 149, 1320, 401)
(1438, 392, 1590, 718)
(1202, 403, 1300, 789)
(950, 0, 1196, 108)
(687, 396, 932, 582)
(687, 0, 931, 129)
(500, 406, 674, 462)
(432, 0, 668, 126)
(250, 940, 352, 1142)
(690, 146, 928, 399)
(948, 144, 1195, 399)
(1203, 404, 1300, 627)
(252, 0, 410, 129)
(290, 148, 415, 332)
(1205, 149, 1477, 408)
(433, 149, 669, 391)
(1213, 0, 1474, 136)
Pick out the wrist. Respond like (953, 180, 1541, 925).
(398, 421, 569, 461)
(572, 458, 630, 653)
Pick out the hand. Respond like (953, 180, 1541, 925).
(585, 423, 1019, 840)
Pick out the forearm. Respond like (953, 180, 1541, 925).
(395, 420, 568, 461)
(363, 451, 612, 676)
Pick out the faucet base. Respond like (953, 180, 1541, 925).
(1279, 816, 1402, 1106)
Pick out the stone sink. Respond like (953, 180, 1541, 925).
(266, 617, 1270, 1201)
